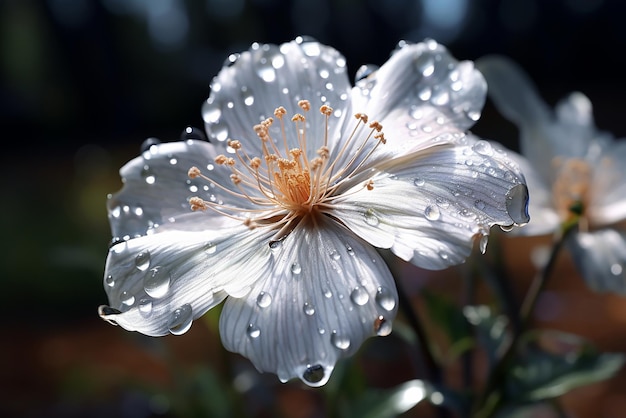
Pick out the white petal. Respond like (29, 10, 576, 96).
(218, 216, 398, 387)
(347, 39, 487, 167)
(567, 229, 626, 294)
(108, 140, 254, 240)
(202, 38, 352, 158)
(589, 141, 626, 226)
(100, 224, 276, 336)
(333, 137, 529, 270)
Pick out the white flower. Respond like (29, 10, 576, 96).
(477, 56, 626, 293)
(99, 37, 529, 386)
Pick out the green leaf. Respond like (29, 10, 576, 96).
(462, 305, 512, 365)
(421, 289, 472, 345)
(506, 330, 625, 402)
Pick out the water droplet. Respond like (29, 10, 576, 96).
(269, 239, 283, 251)
(303, 302, 315, 316)
(364, 209, 379, 226)
(291, 262, 302, 275)
(415, 54, 435, 77)
(256, 291, 272, 308)
(140, 137, 160, 153)
(168, 304, 193, 335)
(500, 224, 515, 232)
(425, 205, 441, 221)
(375, 287, 396, 311)
(297, 37, 321, 57)
(141, 165, 156, 185)
(414, 177, 425, 187)
(256, 59, 276, 82)
(611, 263, 623, 276)
(105, 275, 115, 287)
(138, 298, 153, 317)
(120, 291, 135, 306)
(331, 331, 351, 350)
(207, 120, 229, 142)
(204, 242, 217, 254)
(247, 323, 261, 339)
(202, 100, 221, 124)
(479, 234, 489, 254)
(350, 286, 369, 306)
(180, 126, 207, 141)
(374, 315, 393, 336)
(144, 266, 171, 299)
(472, 140, 493, 156)
(329, 250, 341, 260)
(418, 86, 432, 101)
(436, 198, 450, 209)
(505, 184, 530, 225)
(302, 364, 325, 384)
(223, 52, 240, 67)
(466, 110, 481, 121)
(345, 244, 355, 256)
(431, 89, 450, 106)
(355, 64, 378, 82)
(135, 251, 151, 271)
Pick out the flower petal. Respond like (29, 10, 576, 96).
(567, 229, 626, 294)
(100, 224, 276, 336)
(332, 135, 529, 270)
(346, 39, 486, 167)
(202, 37, 352, 158)
(218, 216, 398, 387)
(108, 139, 256, 240)
(589, 140, 626, 226)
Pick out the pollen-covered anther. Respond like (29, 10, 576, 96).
(215, 154, 234, 165)
(189, 196, 209, 211)
(375, 133, 386, 144)
(230, 174, 242, 185)
(365, 180, 375, 191)
(317, 146, 330, 159)
(188, 166, 201, 178)
(250, 157, 262, 170)
(355, 113, 368, 123)
(298, 99, 311, 112)
(274, 106, 287, 119)
(292, 113, 305, 122)
(227, 139, 242, 150)
(320, 104, 333, 116)
(369, 121, 383, 132)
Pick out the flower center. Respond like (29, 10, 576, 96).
(551, 157, 591, 223)
(187, 99, 385, 238)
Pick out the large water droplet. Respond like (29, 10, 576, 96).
(202, 100, 221, 124)
(302, 364, 325, 384)
(269, 239, 283, 251)
(168, 304, 193, 335)
(364, 209, 380, 226)
(144, 266, 171, 299)
(120, 291, 135, 307)
(204, 242, 217, 254)
(331, 331, 351, 350)
(140, 137, 160, 153)
(431, 89, 450, 106)
(415, 54, 435, 77)
(256, 291, 272, 308)
(291, 262, 302, 275)
(425, 205, 441, 221)
(256, 59, 277, 82)
(105, 275, 115, 287)
(479, 234, 489, 254)
(374, 315, 393, 336)
(135, 251, 151, 271)
(505, 184, 530, 225)
(180, 126, 206, 141)
(355, 64, 378, 82)
(241, 86, 255, 106)
(414, 177, 425, 187)
(472, 140, 493, 156)
(375, 287, 396, 311)
(247, 323, 261, 339)
(350, 286, 369, 306)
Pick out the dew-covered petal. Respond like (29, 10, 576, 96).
(567, 229, 626, 294)
(332, 137, 529, 270)
(345, 39, 487, 168)
(108, 140, 260, 240)
(203, 37, 352, 159)
(589, 140, 626, 226)
(100, 224, 276, 336)
(218, 216, 398, 387)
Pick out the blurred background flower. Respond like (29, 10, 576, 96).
(2, 0, 626, 417)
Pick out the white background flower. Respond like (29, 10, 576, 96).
(100, 37, 528, 386)
(477, 56, 626, 293)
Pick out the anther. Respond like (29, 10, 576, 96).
(320, 104, 333, 116)
(215, 155, 228, 165)
(250, 157, 261, 169)
(365, 180, 375, 191)
(292, 114, 305, 122)
(230, 174, 242, 185)
(369, 121, 383, 132)
(317, 146, 329, 159)
(355, 113, 368, 123)
(188, 166, 201, 178)
(228, 139, 242, 150)
(274, 106, 287, 119)
(298, 100, 311, 112)
(189, 196, 208, 211)
(375, 133, 386, 144)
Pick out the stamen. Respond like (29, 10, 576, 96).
(298, 100, 311, 112)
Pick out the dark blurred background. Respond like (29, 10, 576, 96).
(2, 0, 626, 417)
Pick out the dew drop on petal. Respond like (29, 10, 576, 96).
(291, 262, 302, 275)
(256, 291, 272, 308)
(374, 315, 393, 336)
(376, 287, 396, 311)
(331, 331, 351, 350)
(138, 298, 153, 317)
(202, 100, 221, 124)
(140, 137, 160, 153)
(364, 209, 380, 226)
(180, 126, 207, 141)
(144, 266, 171, 299)
(472, 140, 493, 156)
(302, 364, 325, 384)
(425, 205, 441, 221)
(256, 60, 276, 82)
(350, 286, 369, 306)
(414, 177, 425, 187)
(329, 250, 341, 261)
(105, 275, 115, 287)
(474, 200, 486, 211)
(247, 323, 261, 339)
(269, 240, 283, 251)
(168, 304, 193, 335)
(345, 244, 355, 256)
(505, 184, 530, 225)
(135, 251, 151, 271)
(479, 234, 489, 254)
(241, 87, 254, 106)
(120, 291, 135, 307)
(303, 302, 315, 316)
(204, 242, 217, 254)
(415, 54, 435, 77)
